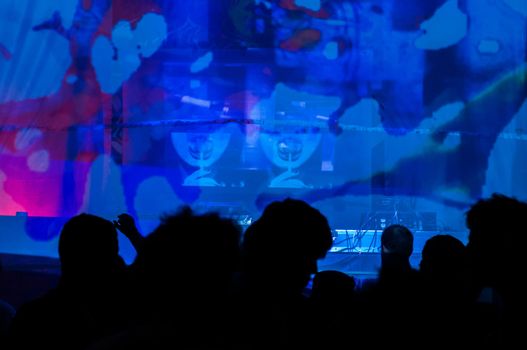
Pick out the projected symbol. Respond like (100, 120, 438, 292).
(260, 133, 321, 188)
(171, 132, 230, 187)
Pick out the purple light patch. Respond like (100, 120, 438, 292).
(0, 43, 12, 60)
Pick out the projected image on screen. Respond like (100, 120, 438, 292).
(0, 0, 526, 258)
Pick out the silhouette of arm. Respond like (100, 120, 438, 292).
(114, 214, 145, 253)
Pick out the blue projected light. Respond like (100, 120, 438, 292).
(323, 42, 339, 60)
(191, 51, 213, 73)
(478, 40, 500, 54)
(0, 1, 75, 103)
(92, 13, 167, 93)
(415, 0, 467, 50)
(0, 0, 525, 261)
(295, 0, 321, 12)
(503, 0, 527, 16)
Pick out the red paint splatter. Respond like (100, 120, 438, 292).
(279, 29, 321, 51)
(225, 91, 262, 142)
(0, 0, 163, 216)
(0, 43, 12, 60)
(279, 0, 331, 19)
(83, 0, 93, 11)
(263, 66, 273, 76)
(96, 0, 162, 37)
(225, 91, 260, 112)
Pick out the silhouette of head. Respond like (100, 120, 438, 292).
(420, 234, 466, 280)
(242, 198, 333, 295)
(379, 224, 414, 273)
(466, 193, 527, 293)
(135, 206, 241, 299)
(381, 224, 414, 257)
(58, 214, 121, 283)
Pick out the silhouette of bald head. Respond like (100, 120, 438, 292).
(381, 224, 414, 257)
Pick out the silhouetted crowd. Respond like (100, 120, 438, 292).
(0, 194, 526, 349)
